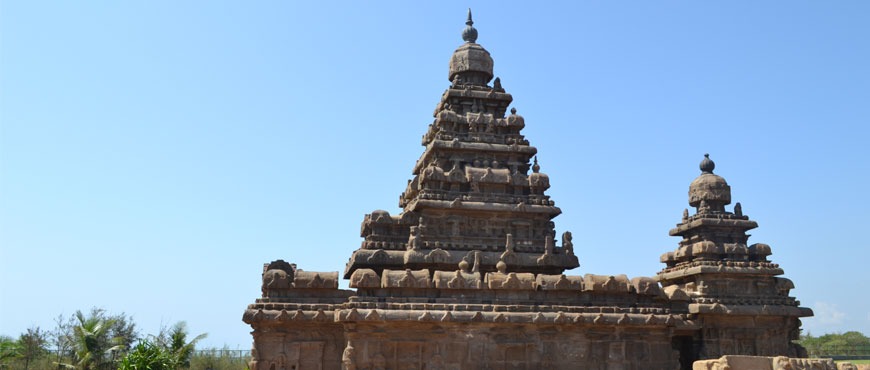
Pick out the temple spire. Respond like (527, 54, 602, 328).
(462, 8, 478, 43)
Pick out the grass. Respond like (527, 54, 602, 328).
(0, 353, 250, 370)
(838, 359, 870, 364)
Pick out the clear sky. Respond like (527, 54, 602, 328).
(1, 1, 868, 349)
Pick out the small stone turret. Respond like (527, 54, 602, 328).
(657, 154, 812, 360)
(661, 154, 759, 267)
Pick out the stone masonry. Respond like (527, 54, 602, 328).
(243, 10, 813, 370)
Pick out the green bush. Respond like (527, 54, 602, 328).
(118, 341, 173, 370)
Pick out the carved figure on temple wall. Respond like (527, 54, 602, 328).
(341, 341, 356, 370)
(398, 269, 416, 287)
(262, 269, 291, 296)
(538, 235, 557, 264)
(349, 269, 379, 288)
(699, 199, 711, 214)
(505, 233, 515, 253)
(734, 202, 743, 217)
(500, 234, 520, 265)
(371, 353, 386, 370)
(468, 114, 479, 132)
(407, 226, 419, 251)
(428, 353, 445, 370)
(502, 272, 520, 288)
(696, 357, 731, 370)
(562, 231, 574, 255)
(448, 269, 466, 288)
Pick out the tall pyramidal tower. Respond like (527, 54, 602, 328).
(344, 9, 579, 278)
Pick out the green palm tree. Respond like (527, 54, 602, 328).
(0, 336, 22, 369)
(164, 322, 206, 369)
(61, 311, 124, 370)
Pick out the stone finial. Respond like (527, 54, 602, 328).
(510, 107, 517, 115)
(449, 10, 493, 83)
(462, 8, 478, 43)
(700, 153, 715, 174)
(496, 260, 507, 273)
(532, 156, 540, 173)
(458, 259, 470, 273)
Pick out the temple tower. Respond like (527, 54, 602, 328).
(344, 9, 579, 278)
(244, 12, 813, 370)
(657, 154, 812, 359)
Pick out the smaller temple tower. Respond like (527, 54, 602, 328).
(657, 154, 812, 360)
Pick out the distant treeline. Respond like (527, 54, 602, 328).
(0, 307, 247, 370)
(798, 331, 870, 357)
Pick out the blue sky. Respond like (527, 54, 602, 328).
(1, 2, 868, 348)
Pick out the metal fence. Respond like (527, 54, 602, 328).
(192, 349, 251, 358)
(805, 345, 870, 356)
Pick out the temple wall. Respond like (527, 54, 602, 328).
(343, 323, 678, 370)
(249, 322, 345, 370)
(692, 314, 803, 359)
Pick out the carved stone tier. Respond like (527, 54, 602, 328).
(344, 248, 578, 278)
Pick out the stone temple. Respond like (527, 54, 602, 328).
(243, 11, 813, 370)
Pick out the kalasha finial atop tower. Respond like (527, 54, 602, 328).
(449, 9, 492, 84)
(700, 153, 715, 174)
(532, 156, 541, 173)
(689, 153, 731, 214)
(462, 8, 478, 43)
